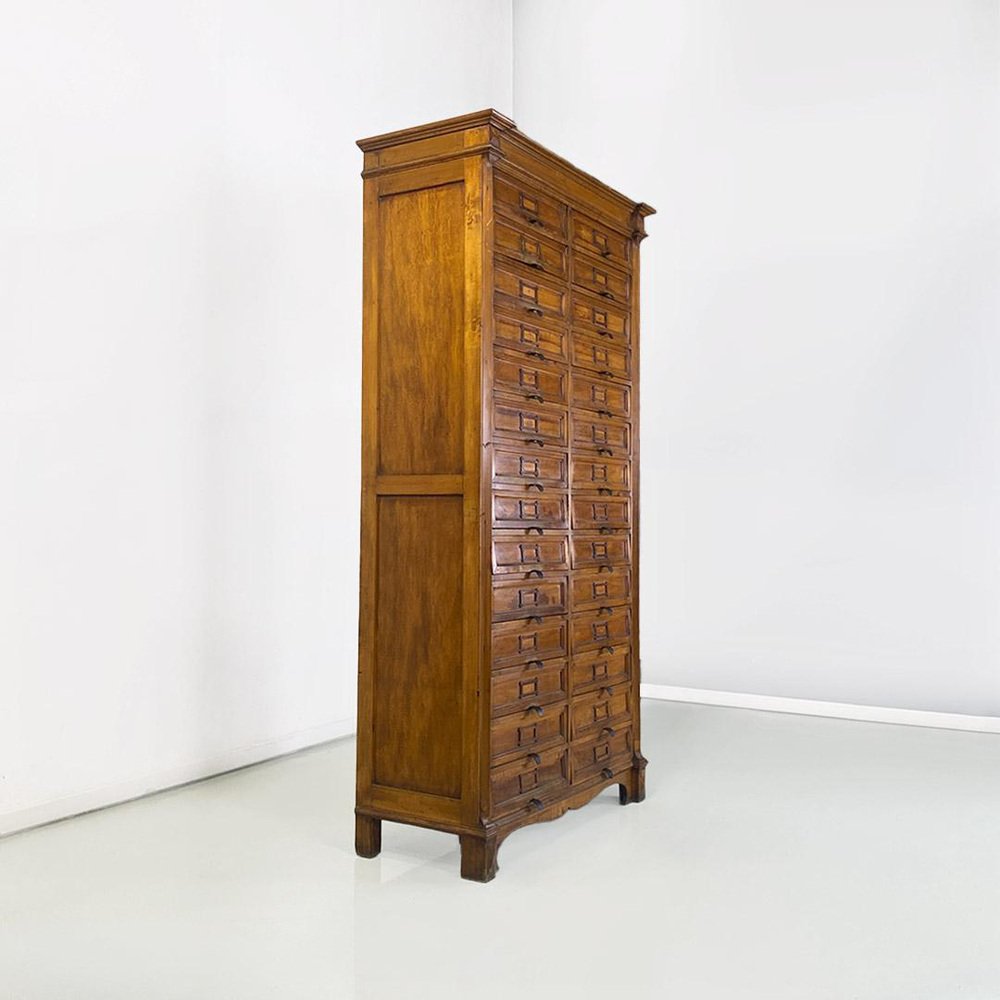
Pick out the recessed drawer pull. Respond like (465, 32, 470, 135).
(527, 615, 544, 625)
(597, 409, 613, 417)
(602, 687, 614, 698)
(526, 393, 544, 402)
(526, 526, 544, 535)
(598, 290, 615, 300)
(527, 705, 545, 717)
(526, 570, 544, 579)
(600, 646, 616, 655)
(597, 564, 613, 573)
(600, 727, 617, 738)
(526, 482, 544, 492)
(525, 306, 544, 316)
(599, 247, 613, 258)
(527, 797, 544, 811)
(522, 256, 543, 269)
(597, 330, 614, 339)
(600, 767, 614, 780)
(528, 752, 541, 764)
(598, 526, 615, 535)
(525, 350, 546, 360)
(525, 215, 543, 227)
(597, 447, 613, 456)
(597, 487, 612, 496)
(598, 606, 614, 616)
(526, 659, 545, 668)
(598, 370, 615, 378)
(524, 438, 545, 447)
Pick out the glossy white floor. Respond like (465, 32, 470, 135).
(2, 701, 999, 1000)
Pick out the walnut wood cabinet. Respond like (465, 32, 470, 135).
(355, 110, 653, 881)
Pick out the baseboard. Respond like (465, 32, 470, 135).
(0, 717, 356, 839)
(641, 684, 1000, 735)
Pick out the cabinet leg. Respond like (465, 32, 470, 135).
(619, 755, 647, 805)
(355, 814, 382, 858)
(460, 833, 500, 883)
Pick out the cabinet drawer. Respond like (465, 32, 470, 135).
(493, 616, 568, 667)
(571, 334, 631, 380)
(492, 659, 568, 717)
(495, 312, 567, 364)
(493, 531, 569, 574)
(571, 374, 631, 418)
(570, 683, 632, 738)
(571, 533, 632, 569)
(493, 575, 568, 621)
(571, 213, 632, 270)
(495, 218, 568, 279)
(572, 257, 630, 303)
(490, 702, 568, 759)
(494, 350, 568, 408)
(571, 567, 631, 611)
(572, 496, 630, 531)
(571, 293, 628, 342)
(493, 490, 568, 530)
(572, 725, 633, 780)
(495, 172, 567, 241)
(495, 265, 567, 323)
(571, 413, 630, 455)
(571, 454, 630, 492)
(494, 446, 568, 489)
(571, 607, 632, 654)
(571, 647, 631, 692)
(494, 399, 568, 447)
(491, 745, 569, 812)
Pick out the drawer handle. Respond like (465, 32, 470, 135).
(598, 290, 615, 300)
(527, 705, 545, 717)
(598, 606, 614, 616)
(525, 393, 544, 402)
(527, 659, 545, 668)
(597, 330, 614, 339)
(521, 255, 543, 269)
(599, 248, 613, 258)
(599, 526, 615, 535)
(602, 687, 614, 697)
(597, 409, 613, 417)
(524, 438, 545, 447)
(527, 797, 544, 811)
(600, 767, 614, 780)
(597, 564, 613, 573)
(598, 370, 615, 378)
(526, 350, 546, 360)
(527, 615, 544, 625)
(525, 215, 543, 227)
(597, 447, 613, 456)
(600, 645, 616, 655)
(527, 482, 544, 492)
(525, 306, 544, 316)
(598, 487, 612, 496)
(528, 752, 541, 765)
(526, 570, 544, 579)
(600, 726, 617, 738)
(526, 526, 544, 535)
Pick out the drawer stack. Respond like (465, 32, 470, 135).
(489, 169, 635, 819)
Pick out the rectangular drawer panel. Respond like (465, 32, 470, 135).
(494, 350, 568, 408)
(571, 567, 631, 611)
(571, 213, 632, 270)
(495, 218, 568, 279)
(494, 399, 568, 447)
(495, 312, 567, 364)
(571, 533, 632, 569)
(571, 293, 628, 341)
(572, 726, 633, 781)
(493, 575, 568, 621)
(490, 703, 568, 759)
(572, 496, 630, 531)
(571, 607, 633, 654)
(492, 659, 568, 717)
(491, 745, 569, 811)
(571, 374, 631, 418)
(493, 490, 568, 530)
(572, 257, 630, 304)
(492, 616, 568, 667)
(495, 265, 567, 323)
(571, 454, 630, 492)
(571, 648, 631, 692)
(493, 531, 569, 574)
(571, 334, 631, 380)
(570, 683, 632, 738)
(571, 412, 630, 455)
(495, 172, 567, 241)
(494, 446, 568, 489)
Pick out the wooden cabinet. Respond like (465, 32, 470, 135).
(355, 110, 653, 881)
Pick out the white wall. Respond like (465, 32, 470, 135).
(0, 0, 512, 833)
(514, 0, 1000, 715)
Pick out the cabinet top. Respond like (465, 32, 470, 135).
(357, 109, 654, 227)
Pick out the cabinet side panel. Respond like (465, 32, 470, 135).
(373, 496, 464, 798)
(376, 183, 465, 475)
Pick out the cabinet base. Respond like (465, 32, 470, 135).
(355, 814, 382, 858)
(460, 833, 500, 883)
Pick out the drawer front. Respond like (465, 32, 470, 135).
(496, 265, 567, 322)
(570, 683, 632, 738)
(571, 567, 632, 611)
(495, 218, 568, 279)
(571, 213, 632, 270)
(493, 532, 569, 574)
(493, 575, 568, 621)
(495, 312, 567, 364)
(493, 616, 568, 667)
(572, 257, 630, 304)
(572, 726, 633, 780)
(571, 374, 631, 418)
(495, 172, 567, 241)
(571, 533, 632, 569)
(494, 351, 568, 408)
(494, 400, 568, 447)
(571, 454, 630, 492)
(571, 496, 630, 530)
(571, 294, 628, 341)
(571, 607, 633, 654)
(571, 334, 631, 380)
(491, 745, 569, 811)
(491, 659, 568, 716)
(493, 491, 568, 529)
(494, 446, 568, 489)
(571, 413, 630, 455)
(490, 703, 568, 759)
(571, 648, 631, 692)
